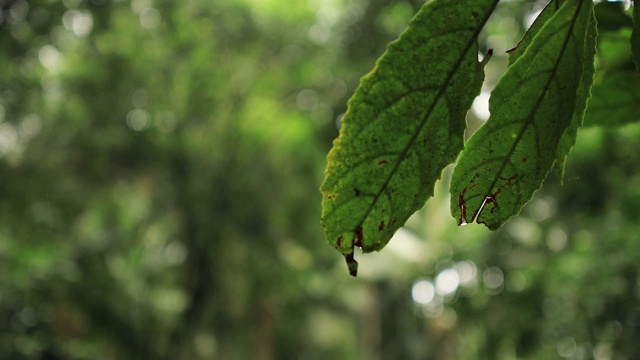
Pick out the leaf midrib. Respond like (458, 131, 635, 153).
(477, 0, 586, 223)
(353, 1, 499, 240)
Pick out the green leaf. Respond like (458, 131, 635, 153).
(505, 0, 596, 182)
(633, 0, 640, 71)
(584, 72, 640, 126)
(594, 0, 632, 33)
(320, 0, 498, 276)
(596, 28, 635, 74)
(506, 0, 564, 65)
(556, 5, 597, 181)
(450, 0, 594, 230)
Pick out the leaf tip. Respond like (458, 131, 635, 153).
(345, 253, 358, 277)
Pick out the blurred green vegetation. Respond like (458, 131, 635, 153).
(1, 0, 639, 359)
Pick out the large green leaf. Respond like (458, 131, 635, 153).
(502, 0, 596, 181)
(556, 4, 597, 181)
(584, 72, 640, 126)
(320, 0, 498, 276)
(450, 0, 594, 230)
(506, 0, 564, 65)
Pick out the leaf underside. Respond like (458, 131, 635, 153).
(505, 0, 597, 181)
(557, 2, 597, 182)
(320, 0, 498, 276)
(506, 0, 564, 64)
(450, 0, 595, 230)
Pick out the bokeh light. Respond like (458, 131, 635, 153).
(435, 268, 460, 297)
(412, 278, 435, 305)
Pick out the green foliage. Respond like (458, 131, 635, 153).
(585, 72, 640, 126)
(320, 0, 498, 276)
(452, 0, 595, 229)
(556, 8, 597, 182)
(4, 0, 640, 359)
(0, 0, 339, 358)
(322, 0, 637, 275)
(595, 0, 632, 31)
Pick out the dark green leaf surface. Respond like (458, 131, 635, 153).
(584, 72, 640, 126)
(596, 28, 635, 76)
(450, 0, 593, 230)
(506, 0, 564, 65)
(320, 0, 498, 276)
(502, 0, 596, 181)
(556, 5, 597, 181)
(632, 0, 640, 70)
(594, 1, 632, 32)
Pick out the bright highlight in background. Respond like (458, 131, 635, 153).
(472, 91, 491, 121)
(435, 268, 460, 296)
(411, 279, 435, 305)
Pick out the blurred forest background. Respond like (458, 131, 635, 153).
(1, 0, 640, 359)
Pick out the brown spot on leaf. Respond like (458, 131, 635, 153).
(482, 195, 497, 212)
(336, 235, 343, 248)
(354, 226, 363, 247)
(473, 194, 498, 221)
(327, 194, 336, 200)
(485, 196, 498, 213)
(499, 175, 517, 185)
(459, 183, 479, 225)
(378, 160, 387, 165)
(459, 186, 469, 225)
(378, 221, 385, 231)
